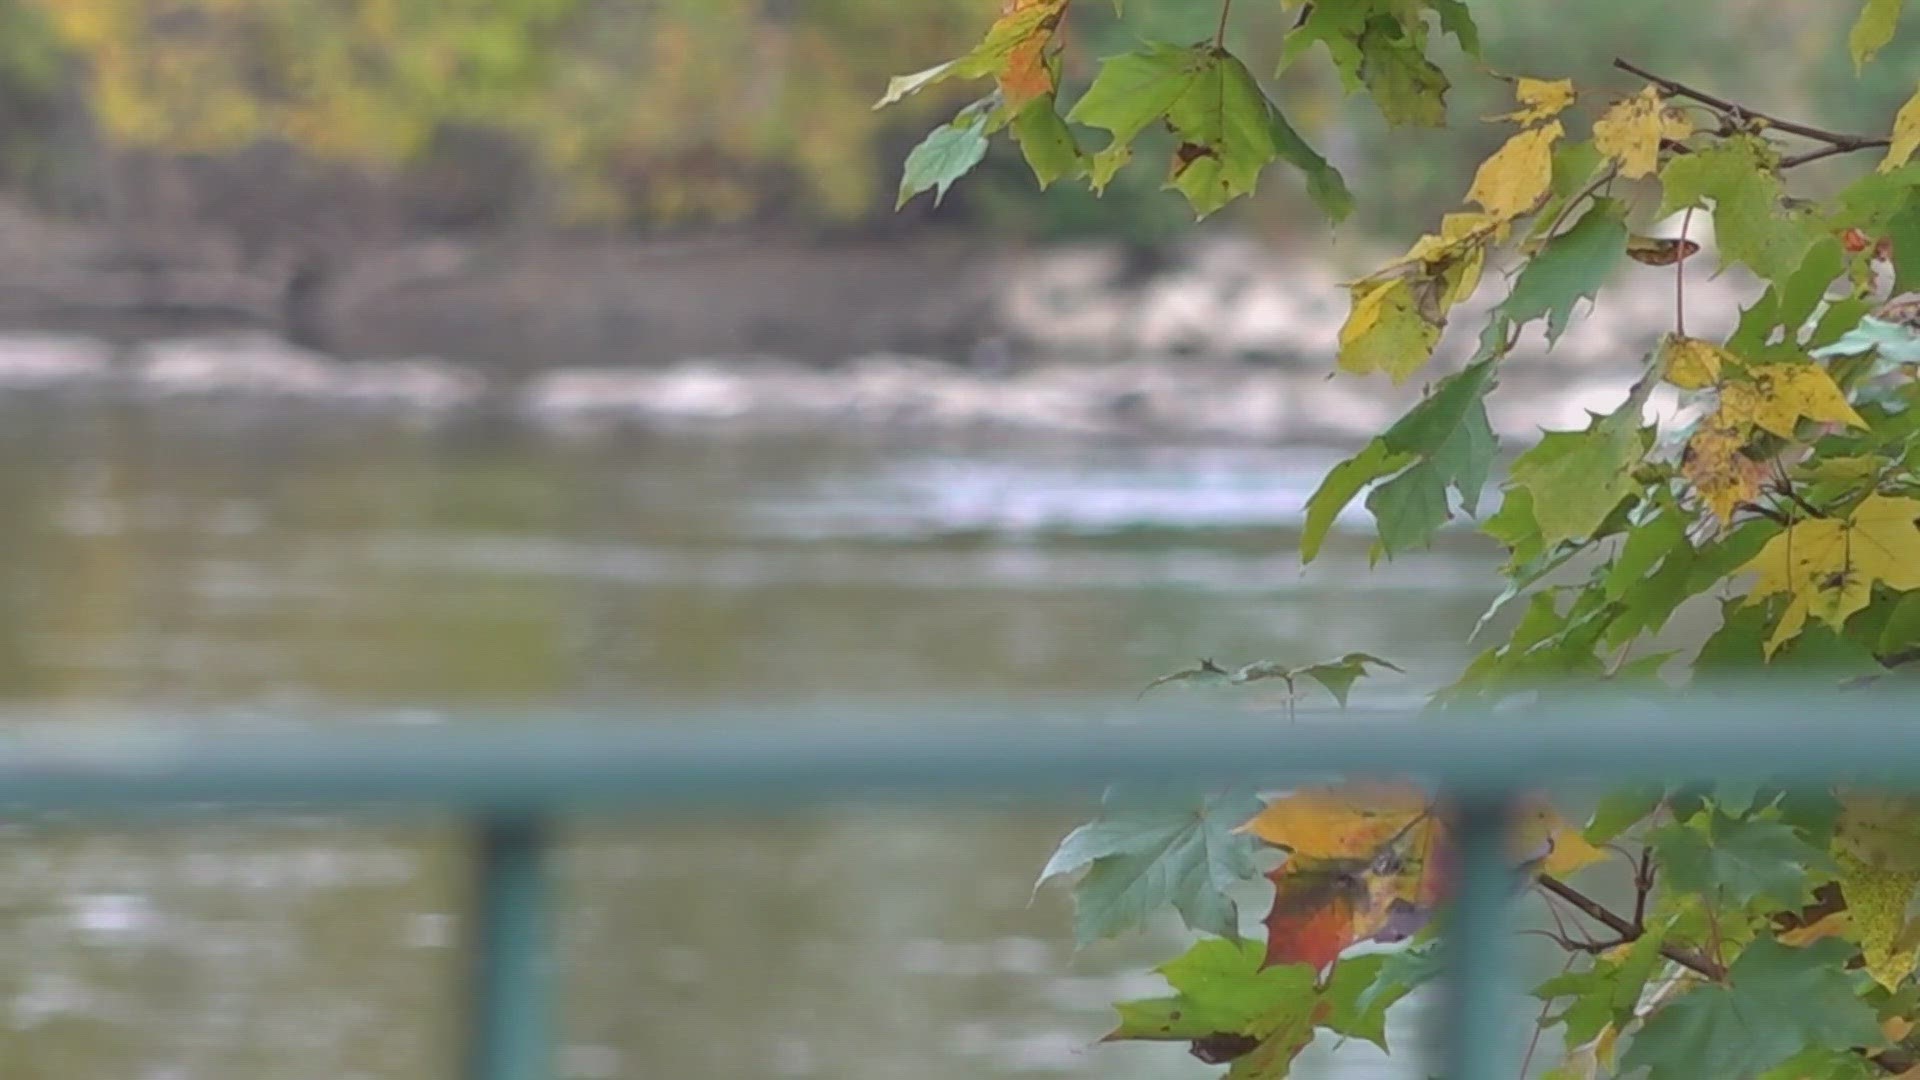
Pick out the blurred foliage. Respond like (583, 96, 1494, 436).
(0, 0, 1913, 241)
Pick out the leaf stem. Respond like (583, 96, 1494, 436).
(1612, 58, 1891, 163)
(1541, 163, 1619, 241)
(1214, 0, 1234, 50)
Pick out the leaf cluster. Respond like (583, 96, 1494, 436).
(892, 1, 1920, 1077)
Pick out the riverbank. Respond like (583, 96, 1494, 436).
(0, 214, 1755, 444)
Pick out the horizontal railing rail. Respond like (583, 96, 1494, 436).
(3, 693, 1913, 1079)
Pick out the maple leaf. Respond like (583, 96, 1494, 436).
(1835, 848, 1920, 991)
(1834, 793, 1920, 874)
(1241, 782, 1432, 858)
(897, 111, 992, 208)
(1882, 85, 1920, 175)
(1010, 94, 1082, 189)
(1243, 783, 1600, 970)
(1262, 817, 1444, 971)
(1660, 334, 1733, 390)
(1136, 658, 1231, 698)
(875, 0, 1067, 108)
(1506, 398, 1646, 546)
(1499, 198, 1627, 344)
(1488, 77, 1574, 125)
(1104, 938, 1325, 1078)
(1720, 364, 1868, 438)
(1621, 938, 1881, 1080)
(1850, 0, 1902, 72)
(1467, 120, 1562, 221)
(1037, 786, 1264, 945)
(1682, 418, 1766, 524)
(1337, 278, 1442, 382)
(991, 0, 1068, 110)
(1592, 86, 1665, 179)
(1738, 494, 1920, 655)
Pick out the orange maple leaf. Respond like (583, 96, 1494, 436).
(991, 0, 1067, 110)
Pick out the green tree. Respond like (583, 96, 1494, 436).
(885, 2, 1920, 1077)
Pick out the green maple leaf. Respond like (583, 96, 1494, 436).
(1301, 438, 1415, 563)
(1602, 506, 1689, 601)
(1355, 15, 1447, 126)
(1658, 139, 1818, 284)
(897, 112, 991, 208)
(1366, 459, 1452, 556)
(1621, 938, 1879, 1080)
(1428, 0, 1481, 55)
(1037, 787, 1263, 945)
(1069, 44, 1207, 183)
(1305, 362, 1497, 562)
(1071, 44, 1341, 218)
(1849, 0, 1902, 71)
(1318, 952, 1415, 1050)
(1651, 813, 1832, 909)
(1163, 50, 1280, 216)
(1501, 198, 1628, 344)
(1584, 785, 1663, 844)
(1534, 928, 1667, 1047)
(1506, 397, 1645, 547)
(1271, 107, 1353, 222)
(1011, 95, 1083, 190)
(1107, 938, 1324, 1079)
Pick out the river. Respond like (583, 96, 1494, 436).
(0, 399, 1512, 1078)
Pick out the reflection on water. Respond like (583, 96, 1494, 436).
(0, 402, 1501, 1077)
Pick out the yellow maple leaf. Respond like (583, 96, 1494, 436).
(1837, 847, 1920, 991)
(1779, 910, 1853, 947)
(1513, 799, 1607, 877)
(1400, 211, 1503, 266)
(1836, 793, 1920, 873)
(1720, 364, 1867, 438)
(1337, 278, 1443, 383)
(1659, 334, 1733, 390)
(1660, 107, 1694, 142)
(1488, 77, 1575, 125)
(1739, 494, 1920, 655)
(1239, 781, 1430, 857)
(1241, 785, 1601, 875)
(1466, 120, 1562, 221)
(1593, 86, 1665, 179)
(1881, 85, 1920, 174)
(1682, 419, 1764, 524)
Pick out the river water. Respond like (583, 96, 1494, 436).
(0, 400, 1510, 1078)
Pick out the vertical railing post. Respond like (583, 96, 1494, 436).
(1442, 795, 1521, 1079)
(465, 815, 554, 1080)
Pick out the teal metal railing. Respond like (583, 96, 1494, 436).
(1, 693, 1908, 1079)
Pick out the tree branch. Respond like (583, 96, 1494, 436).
(1612, 58, 1890, 156)
(1536, 873, 1728, 980)
(1781, 141, 1889, 169)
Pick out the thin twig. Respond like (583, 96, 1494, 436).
(1782, 141, 1889, 169)
(1214, 0, 1234, 49)
(1612, 58, 1889, 152)
(1537, 874, 1728, 980)
(1519, 953, 1583, 1080)
(1736, 501, 1793, 526)
(1633, 847, 1654, 930)
(1676, 207, 1693, 337)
